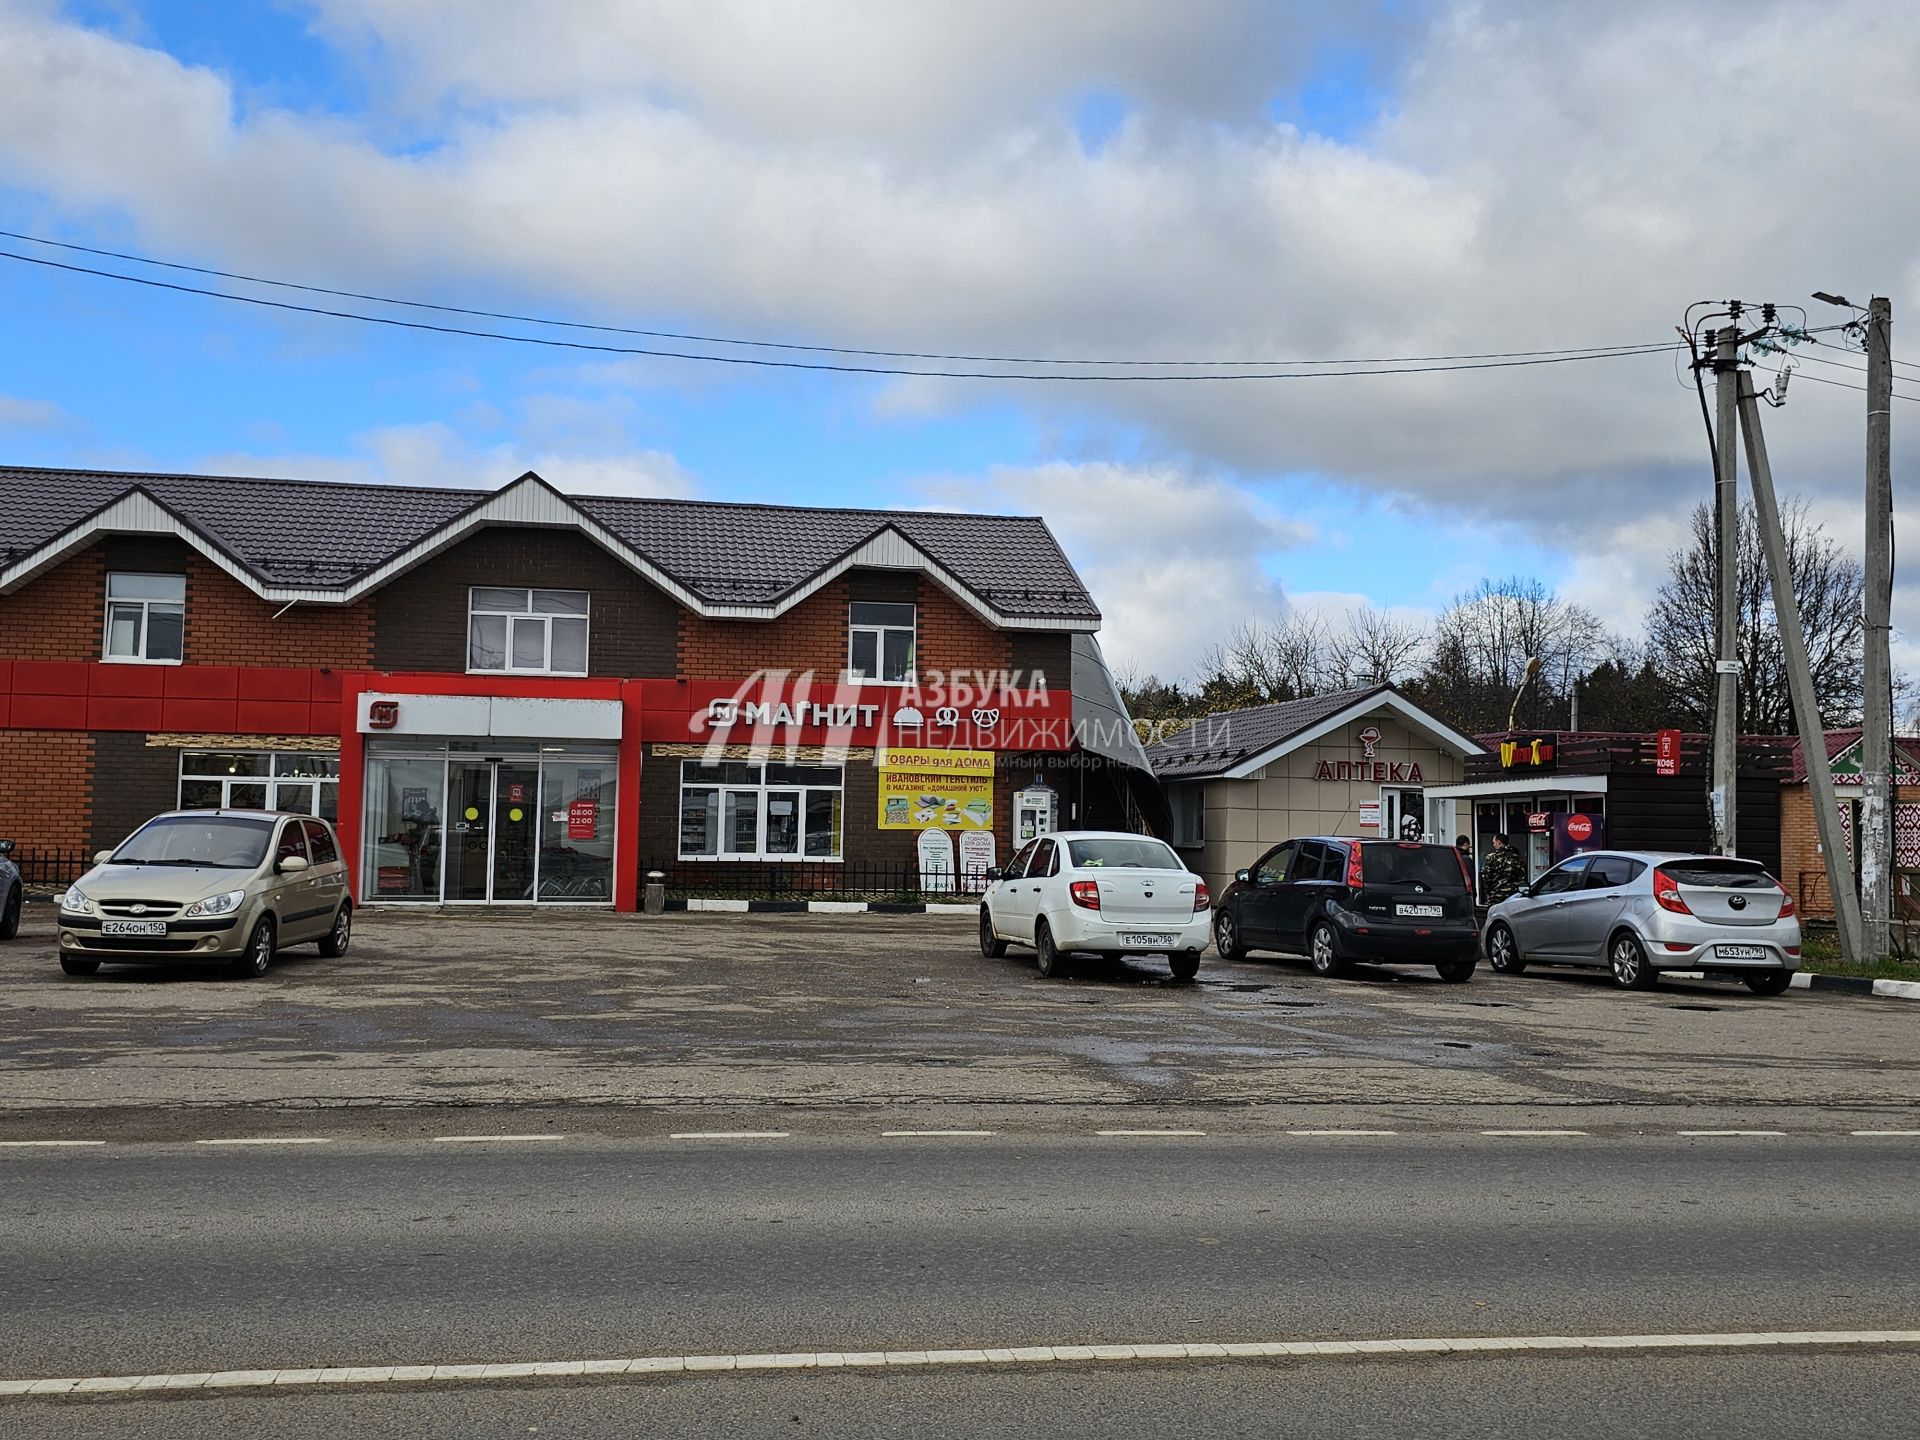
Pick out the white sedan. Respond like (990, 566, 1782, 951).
(978, 830, 1212, 980)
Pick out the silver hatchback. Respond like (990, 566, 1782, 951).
(1482, 850, 1801, 995)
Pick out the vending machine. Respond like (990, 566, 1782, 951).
(1013, 782, 1058, 846)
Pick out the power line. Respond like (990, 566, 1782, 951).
(0, 247, 1686, 382)
(1753, 363, 1920, 405)
(0, 226, 1680, 369)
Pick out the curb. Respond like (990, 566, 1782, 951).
(673, 898, 980, 916)
(1791, 971, 1920, 1001)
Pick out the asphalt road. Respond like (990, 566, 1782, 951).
(5, 1134, 1918, 1437)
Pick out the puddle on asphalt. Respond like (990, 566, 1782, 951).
(1439, 1040, 1473, 1049)
(1668, 1004, 1723, 1013)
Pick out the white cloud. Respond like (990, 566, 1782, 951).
(194, 419, 695, 499)
(1, 0, 1917, 678)
(0, 394, 76, 432)
(922, 460, 1309, 681)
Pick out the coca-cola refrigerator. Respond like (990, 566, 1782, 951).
(1551, 811, 1605, 864)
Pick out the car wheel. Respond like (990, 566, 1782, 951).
(1608, 932, 1657, 990)
(1308, 921, 1348, 978)
(59, 955, 100, 976)
(0, 884, 20, 940)
(1213, 910, 1247, 961)
(318, 901, 353, 958)
(234, 916, 276, 979)
(979, 906, 1009, 958)
(1743, 970, 1793, 997)
(1034, 918, 1066, 979)
(1436, 960, 1476, 983)
(1486, 922, 1527, 976)
(1170, 952, 1201, 983)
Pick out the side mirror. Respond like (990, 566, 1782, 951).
(278, 855, 311, 874)
(1234, 869, 1251, 884)
(0, 839, 13, 856)
(94, 849, 114, 865)
(984, 867, 1003, 882)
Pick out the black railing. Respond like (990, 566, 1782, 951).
(6, 845, 93, 887)
(645, 858, 993, 901)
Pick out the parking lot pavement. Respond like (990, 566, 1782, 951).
(1, 905, 1916, 1138)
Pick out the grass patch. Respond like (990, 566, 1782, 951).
(1798, 930, 1920, 980)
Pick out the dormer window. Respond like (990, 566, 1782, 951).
(848, 601, 915, 684)
(104, 572, 185, 663)
(468, 587, 590, 675)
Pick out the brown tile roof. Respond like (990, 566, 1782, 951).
(1144, 685, 1394, 779)
(0, 465, 1098, 622)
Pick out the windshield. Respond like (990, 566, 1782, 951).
(111, 815, 274, 869)
(1068, 838, 1184, 870)
(1361, 843, 1467, 890)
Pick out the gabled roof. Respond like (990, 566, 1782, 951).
(0, 465, 1099, 629)
(1144, 684, 1483, 780)
(1786, 728, 1920, 784)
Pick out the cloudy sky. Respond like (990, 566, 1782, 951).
(1, 0, 1916, 682)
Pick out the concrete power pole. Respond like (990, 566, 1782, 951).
(1861, 296, 1894, 961)
(1737, 371, 1864, 962)
(1711, 323, 1742, 855)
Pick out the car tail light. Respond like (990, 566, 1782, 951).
(1345, 845, 1364, 888)
(1193, 881, 1210, 912)
(1069, 880, 1101, 910)
(1767, 876, 1798, 918)
(1652, 867, 1691, 915)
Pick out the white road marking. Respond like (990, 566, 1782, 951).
(6, 1330, 1915, 1398)
(1851, 1130, 1920, 1136)
(1480, 1130, 1588, 1137)
(0, 1140, 106, 1148)
(430, 1135, 565, 1144)
(1286, 1129, 1397, 1137)
(669, 1131, 790, 1140)
(1095, 1129, 1206, 1137)
(881, 1131, 997, 1137)
(194, 1138, 333, 1147)
(1677, 1130, 1786, 1137)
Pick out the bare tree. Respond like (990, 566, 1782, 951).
(1646, 500, 1864, 732)
(1408, 577, 1611, 733)
(1327, 606, 1428, 689)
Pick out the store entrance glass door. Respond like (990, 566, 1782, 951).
(447, 759, 540, 902)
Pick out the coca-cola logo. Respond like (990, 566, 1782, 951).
(1566, 814, 1595, 843)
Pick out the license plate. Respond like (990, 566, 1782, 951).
(101, 920, 167, 937)
(1395, 904, 1443, 918)
(1716, 944, 1768, 960)
(1120, 932, 1177, 947)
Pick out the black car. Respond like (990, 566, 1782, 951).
(1212, 837, 1478, 982)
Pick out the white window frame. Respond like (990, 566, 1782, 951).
(177, 750, 340, 819)
(676, 760, 844, 862)
(466, 586, 591, 676)
(847, 601, 916, 685)
(102, 571, 186, 665)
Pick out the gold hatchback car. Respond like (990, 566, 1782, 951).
(57, 810, 351, 978)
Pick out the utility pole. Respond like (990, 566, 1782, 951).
(1711, 322, 1742, 855)
(1737, 372, 1864, 962)
(1861, 296, 1894, 960)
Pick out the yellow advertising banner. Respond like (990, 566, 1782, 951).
(877, 749, 996, 830)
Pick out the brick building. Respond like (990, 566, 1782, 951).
(0, 466, 1158, 908)
(1778, 730, 1920, 916)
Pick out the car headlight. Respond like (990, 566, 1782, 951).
(59, 887, 96, 917)
(184, 889, 247, 918)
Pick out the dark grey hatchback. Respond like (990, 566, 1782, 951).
(1212, 837, 1479, 982)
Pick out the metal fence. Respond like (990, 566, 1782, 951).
(6, 846, 92, 887)
(645, 858, 992, 901)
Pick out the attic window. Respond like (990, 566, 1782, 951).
(104, 572, 185, 664)
(468, 587, 590, 675)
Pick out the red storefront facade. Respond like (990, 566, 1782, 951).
(0, 467, 1124, 909)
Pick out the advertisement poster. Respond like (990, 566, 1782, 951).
(917, 827, 955, 891)
(567, 799, 599, 840)
(878, 748, 994, 831)
(1357, 801, 1381, 830)
(957, 830, 997, 892)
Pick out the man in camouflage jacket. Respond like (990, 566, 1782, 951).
(1480, 833, 1527, 907)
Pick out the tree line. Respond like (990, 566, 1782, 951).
(1123, 500, 1883, 740)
